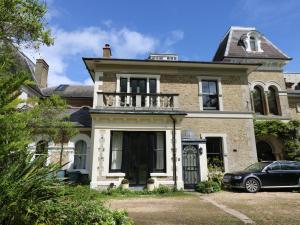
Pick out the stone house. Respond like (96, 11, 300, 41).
(22, 26, 300, 189)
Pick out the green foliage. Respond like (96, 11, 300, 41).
(195, 180, 221, 194)
(254, 119, 300, 159)
(0, 0, 53, 48)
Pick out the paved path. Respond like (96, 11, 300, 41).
(200, 195, 254, 224)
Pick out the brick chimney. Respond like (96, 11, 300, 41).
(102, 44, 112, 58)
(35, 58, 49, 88)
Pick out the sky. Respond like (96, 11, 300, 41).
(24, 0, 300, 86)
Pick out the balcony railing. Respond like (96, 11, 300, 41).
(96, 92, 179, 110)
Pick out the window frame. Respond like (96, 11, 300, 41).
(109, 131, 124, 173)
(267, 86, 279, 115)
(152, 131, 167, 173)
(252, 85, 265, 115)
(198, 76, 223, 111)
(73, 140, 88, 170)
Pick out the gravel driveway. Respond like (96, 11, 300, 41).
(108, 191, 300, 225)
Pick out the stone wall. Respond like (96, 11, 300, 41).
(181, 117, 257, 172)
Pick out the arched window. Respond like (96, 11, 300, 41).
(250, 36, 257, 51)
(256, 141, 275, 161)
(74, 140, 87, 169)
(253, 86, 264, 115)
(295, 83, 300, 90)
(268, 87, 279, 115)
(35, 140, 48, 158)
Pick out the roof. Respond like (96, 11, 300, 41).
(213, 27, 291, 61)
(68, 107, 92, 127)
(83, 57, 261, 81)
(42, 85, 93, 98)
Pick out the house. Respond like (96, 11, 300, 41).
(22, 26, 300, 190)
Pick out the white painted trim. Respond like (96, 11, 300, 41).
(68, 133, 91, 173)
(150, 173, 169, 177)
(93, 72, 103, 108)
(186, 112, 253, 119)
(198, 76, 223, 111)
(105, 173, 126, 177)
(249, 80, 266, 91)
(266, 81, 282, 91)
(201, 133, 229, 173)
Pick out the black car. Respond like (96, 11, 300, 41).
(222, 161, 300, 193)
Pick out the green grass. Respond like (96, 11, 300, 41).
(64, 185, 192, 202)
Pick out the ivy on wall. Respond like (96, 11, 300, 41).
(254, 119, 300, 160)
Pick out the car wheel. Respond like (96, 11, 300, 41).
(245, 178, 260, 193)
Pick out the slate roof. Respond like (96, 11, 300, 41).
(42, 85, 93, 98)
(213, 27, 291, 61)
(68, 107, 92, 127)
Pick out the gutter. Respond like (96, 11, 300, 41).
(170, 115, 177, 189)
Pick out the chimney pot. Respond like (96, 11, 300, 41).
(103, 43, 112, 58)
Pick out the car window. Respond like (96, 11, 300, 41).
(268, 162, 281, 170)
(281, 162, 300, 170)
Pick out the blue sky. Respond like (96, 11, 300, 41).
(24, 0, 300, 86)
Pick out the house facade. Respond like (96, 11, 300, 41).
(22, 26, 300, 190)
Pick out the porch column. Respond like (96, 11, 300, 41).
(175, 129, 184, 189)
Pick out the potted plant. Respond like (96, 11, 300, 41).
(147, 178, 155, 191)
(121, 178, 129, 189)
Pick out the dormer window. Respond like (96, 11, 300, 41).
(241, 31, 263, 53)
(250, 36, 258, 51)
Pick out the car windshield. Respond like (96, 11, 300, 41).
(244, 162, 271, 172)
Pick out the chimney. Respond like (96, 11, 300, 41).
(35, 58, 49, 88)
(102, 44, 112, 58)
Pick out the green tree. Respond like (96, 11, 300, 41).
(254, 119, 300, 160)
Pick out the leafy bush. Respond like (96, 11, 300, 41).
(154, 185, 171, 194)
(195, 180, 221, 193)
(34, 198, 133, 225)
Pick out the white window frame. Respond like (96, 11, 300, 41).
(198, 76, 223, 111)
(201, 133, 228, 173)
(68, 133, 91, 174)
(116, 74, 160, 107)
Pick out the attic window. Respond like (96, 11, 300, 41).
(56, 84, 69, 91)
(242, 31, 263, 53)
(250, 36, 258, 51)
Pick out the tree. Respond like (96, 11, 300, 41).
(254, 119, 300, 160)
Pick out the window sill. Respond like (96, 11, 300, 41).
(68, 169, 89, 174)
(105, 172, 126, 177)
(150, 172, 170, 177)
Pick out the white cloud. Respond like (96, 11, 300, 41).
(23, 26, 158, 86)
(164, 30, 184, 47)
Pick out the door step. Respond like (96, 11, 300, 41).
(129, 186, 145, 191)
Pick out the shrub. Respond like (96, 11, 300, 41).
(195, 180, 221, 194)
(154, 185, 171, 194)
(121, 178, 129, 184)
(147, 178, 155, 184)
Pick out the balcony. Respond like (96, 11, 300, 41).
(96, 92, 180, 111)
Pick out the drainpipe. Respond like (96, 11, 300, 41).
(170, 115, 177, 189)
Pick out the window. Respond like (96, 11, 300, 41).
(74, 140, 87, 169)
(110, 131, 123, 171)
(202, 80, 219, 110)
(268, 87, 279, 115)
(206, 137, 224, 170)
(153, 132, 166, 172)
(280, 162, 300, 170)
(35, 140, 48, 159)
(253, 86, 264, 115)
(268, 162, 281, 171)
(250, 36, 257, 51)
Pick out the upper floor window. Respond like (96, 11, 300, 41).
(267, 87, 279, 115)
(202, 80, 219, 110)
(74, 140, 87, 169)
(253, 86, 265, 115)
(250, 36, 258, 51)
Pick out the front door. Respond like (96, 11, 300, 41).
(124, 132, 150, 186)
(182, 144, 200, 189)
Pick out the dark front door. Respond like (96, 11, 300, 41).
(130, 78, 147, 106)
(124, 132, 150, 186)
(182, 144, 200, 189)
